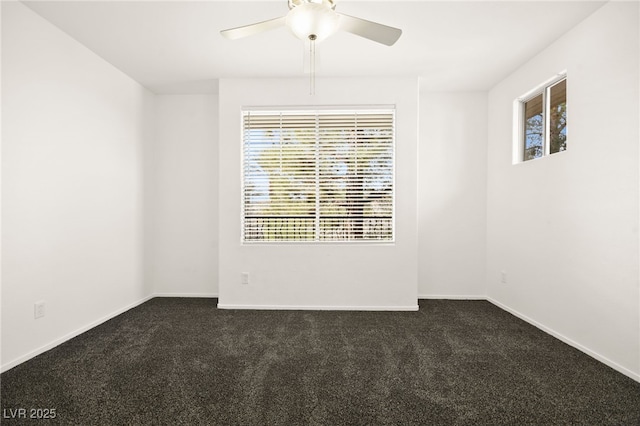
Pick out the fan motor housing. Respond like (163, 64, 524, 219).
(288, 0, 336, 10)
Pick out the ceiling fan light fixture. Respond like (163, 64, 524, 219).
(286, 2, 340, 42)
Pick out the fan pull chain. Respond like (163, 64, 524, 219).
(309, 34, 317, 95)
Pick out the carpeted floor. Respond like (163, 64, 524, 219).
(1, 298, 639, 425)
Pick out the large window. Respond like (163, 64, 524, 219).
(517, 75, 567, 162)
(242, 108, 395, 243)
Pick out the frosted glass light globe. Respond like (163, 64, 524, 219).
(286, 2, 340, 42)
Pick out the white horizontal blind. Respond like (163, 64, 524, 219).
(242, 108, 394, 242)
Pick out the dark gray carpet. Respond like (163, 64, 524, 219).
(1, 298, 639, 425)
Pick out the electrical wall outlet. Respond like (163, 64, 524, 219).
(500, 271, 507, 284)
(241, 272, 250, 285)
(34, 301, 46, 319)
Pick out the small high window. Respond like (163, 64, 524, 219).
(516, 75, 567, 162)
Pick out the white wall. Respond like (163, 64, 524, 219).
(218, 78, 419, 310)
(149, 95, 218, 297)
(418, 92, 487, 298)
(487, 1, 639, 379)
(1, 2, 154, 370)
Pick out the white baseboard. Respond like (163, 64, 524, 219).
(1, 294, 154, 373)
(153, 293, 218, 298)
(418, 294, 486, 300)
(217, 303, 419, 311)
(487, 297, 640, 383)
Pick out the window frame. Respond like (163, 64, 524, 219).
(514, 72, 567, 163)
(240, 106, 396, 244)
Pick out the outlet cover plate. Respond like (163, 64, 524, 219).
(34, 301, 46, 319)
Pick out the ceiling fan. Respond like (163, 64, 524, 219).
(220, 0, 402, 46)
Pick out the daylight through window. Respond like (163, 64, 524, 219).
(519, 75, 567, 162)
(242, 108, 395, 242)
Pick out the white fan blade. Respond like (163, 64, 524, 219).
(338, 14, 402, 46)
(221, 16, 286, 40)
